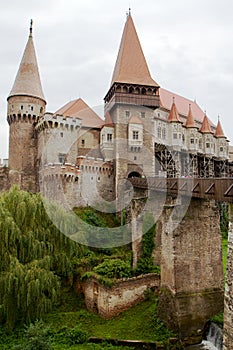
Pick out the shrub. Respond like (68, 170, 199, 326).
(65, 325, 88, 345)
(93, 259, 131, 279)
(15, 320, 53, 350)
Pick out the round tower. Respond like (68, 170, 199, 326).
(7, 20, 46, 192)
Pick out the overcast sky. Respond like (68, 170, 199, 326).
(0, 0, 233, 159)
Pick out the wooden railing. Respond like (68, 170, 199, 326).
(129, 177, 233, 202)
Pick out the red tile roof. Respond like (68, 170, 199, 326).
(215, 118, 226, 138)
(185, 104, 197, 128)
(160, 88, 211, 125)
(104, 112, 114, 126)
(199, 115, 213, 134)
(167, 99, 182, 123)
(56, 98, 104, 128)
(111, 14, 159, 87)
(129, 115, 143, 124)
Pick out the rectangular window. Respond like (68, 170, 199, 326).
(126, 111, 130, 117)
(190, 138, 194, 144)
(107, 133, 112, 142)
(173, 133, 177, 139)
(220, 147, 223, 152)
(81, 139, 85, 146)
(133, 131, 139, 140)
(141, 112, 145, 118)
(58, 153, 66, 164)
(206, 143, 210, 148)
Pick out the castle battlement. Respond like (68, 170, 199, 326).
(40, 156, 113, 183)
(36, 112, 82, 132)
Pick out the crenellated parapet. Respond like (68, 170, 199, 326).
(36, 112, 82, 132)
(76, 156, 113, 176)
(40, 156, 113, 183)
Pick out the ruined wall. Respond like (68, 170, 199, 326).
(82, 273, 160, 319)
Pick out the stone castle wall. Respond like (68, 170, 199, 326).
(157, 197, 224, 343)
(223, 203, 233, 350)
(39, 156, 114, 209)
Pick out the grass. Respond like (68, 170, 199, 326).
(0, 290, 176, 349)
(45, 293, 172, 343)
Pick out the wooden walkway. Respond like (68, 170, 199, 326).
(129, 177, 233, 202)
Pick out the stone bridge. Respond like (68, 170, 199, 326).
(129, 176, 233, 347)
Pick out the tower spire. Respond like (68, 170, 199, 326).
(110, 13, 158, 87)
(199, 114, 213, 134)
(30, 19, 33, 37)
(168, 98, 182, 123)
(185, 104, 197, 128)
(215, 116, 226, 138)
(8, 21, 46, 103)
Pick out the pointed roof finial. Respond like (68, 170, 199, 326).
(168, 98, 182, 123)
(215, 116, 226, 138)
(29, 19, 33, 37)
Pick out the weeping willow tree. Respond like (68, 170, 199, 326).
(0, 186, 86, 329)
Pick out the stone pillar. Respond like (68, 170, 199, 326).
(223, 203, 233, 350)
(157, 197, 224, 346)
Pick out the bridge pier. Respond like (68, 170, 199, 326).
(157, 197, 224, 345)
(223, 203, 233, 349)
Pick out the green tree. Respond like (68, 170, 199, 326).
(0, 187, 85, 329)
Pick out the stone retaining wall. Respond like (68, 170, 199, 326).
(82, 273, 160, 319)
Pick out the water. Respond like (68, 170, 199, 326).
(186, 341, 221, 349)
(186, 323, 223, 350)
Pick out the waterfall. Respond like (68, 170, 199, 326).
(186, 323, 223, 350)
(203, 322, 223, 350)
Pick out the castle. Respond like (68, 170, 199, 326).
(1, 13, 232, 208)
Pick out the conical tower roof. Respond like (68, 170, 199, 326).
(111, 13, 159, 87)
(199, 114, 213, 134)
(215, 118, 226, 138)
(168, 98, 182, 123)
(8, 21, 46, 103)
(185, 104, 197, 128)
